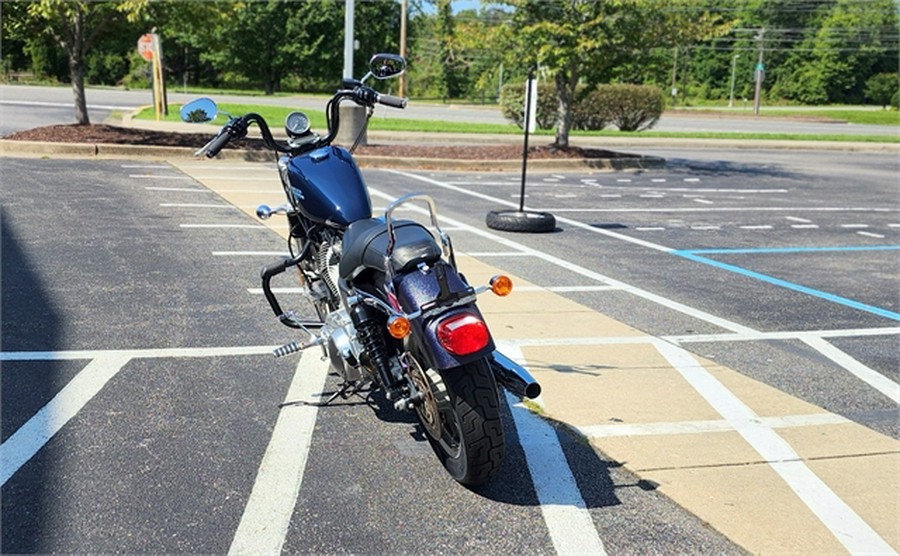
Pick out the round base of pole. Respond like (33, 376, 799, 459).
(486, 210, 556, 233)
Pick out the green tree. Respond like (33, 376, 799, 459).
(501, 0, 730, 147)
(18, 0, 148, 124)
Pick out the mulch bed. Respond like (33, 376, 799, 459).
(4, 124, 627, 160)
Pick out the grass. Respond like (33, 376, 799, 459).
(671, 106, 900, 126)
(135, 103, 900, 143)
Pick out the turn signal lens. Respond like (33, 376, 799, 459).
(490, 275, 513, 297)
(437, 314, 489, 355)
(387, 316, 411, 339)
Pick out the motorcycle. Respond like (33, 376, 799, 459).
(180, 54, 540, 486)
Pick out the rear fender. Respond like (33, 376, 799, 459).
(394, 262, 494, 370)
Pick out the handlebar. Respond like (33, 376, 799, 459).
(196, 83, 406, 158)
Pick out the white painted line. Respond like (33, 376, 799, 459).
(636, 227, 666, 231)
(791, 224, 819, 229)
(640, 194, 664, 198)
(145, 187, 209, 192)
(129, 174, 192, 180)
(555, 194, 578, 199)
(666, 327, 900, 344)
(740, 225, 773, 230)
(161, 203, 237, 209)
(229, 352, 330, 555)
(461, 251, 534, 257)
(786, 216, 813, 223)
(121, 164, 170, 169)
(651, 179, 667, 183)
(248, 288, 304, 295)
(500, 352, 606, 555)
(599, 194, 622, 198)
(691, 225, 720, 230)
(800, 336, 899, 404)
(840, 224, 869, 229)
(616, 179, 632, 183)
(213, 251, 289, 257)
(653, 341, 896, 555)
(180, 224, 268, 229)
(889, 224, 900, 228)
(683, 178, 701, 183)
(693, 199, 714, 205)
(857, 231, 885, 238)
(1, 346, 278, 361)
(514, 285, 619, 293)
(553, 174, 566, 179)
(578, 413, 849, 438)
(0, 354, 132, 486)
(539, 207, 895, 213)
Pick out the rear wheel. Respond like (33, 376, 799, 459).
(409, 354, 505, 486)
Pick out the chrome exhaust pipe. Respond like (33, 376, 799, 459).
(490, 351, 542, 400)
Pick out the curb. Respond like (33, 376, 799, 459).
(0, 139, 666, 171)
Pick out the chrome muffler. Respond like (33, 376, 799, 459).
(490, 351, 542, 400)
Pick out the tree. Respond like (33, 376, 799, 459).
(501, 0, 730, 148)
(865, 73, 899, 108)
(22, 0, 148, 124)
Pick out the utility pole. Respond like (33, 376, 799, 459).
(343, 0, 355, 79)
(670, 46, 679, 103)
(753, 29, 765, 116)
(399, 0, 408, 97)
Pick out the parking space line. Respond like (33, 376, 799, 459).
(145, 187, 210, 192)
(578, 413, 849, 438)
(801, 336, 899, 404)
(161, 203, 237, 209)
(654, 341, 896, 555)
(0, 354, 132, 486)
(498, 342, 607, 556)
(213, 251, 289, 256)
(229, 352, 330, 555)
(180, 224, 268, 230)
(858, 231, 886, 238)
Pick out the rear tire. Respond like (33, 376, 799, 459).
(419, 358, 505, 486)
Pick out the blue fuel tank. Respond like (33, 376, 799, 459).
(280, 146, 372, 228)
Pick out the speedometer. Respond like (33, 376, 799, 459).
(285, 111, 311, 137)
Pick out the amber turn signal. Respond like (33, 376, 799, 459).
(490, 275, 513, 297)
(387, 316, 411, 339)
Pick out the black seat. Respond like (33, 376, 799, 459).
(339, 218, 442, 281)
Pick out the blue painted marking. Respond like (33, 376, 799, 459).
(687, 245, 900, 256)
(672, 247, 900, 321)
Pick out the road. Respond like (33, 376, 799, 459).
(2, 84, 898, 137)
(2, 142, 897, 553)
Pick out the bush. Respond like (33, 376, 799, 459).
(592, 84, 665, 131)
(499, 81, 557, 130)
(865, 73, 899, 109)
(892, 90, 899, 111)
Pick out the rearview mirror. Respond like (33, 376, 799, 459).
(368, 54, 406, 80)
(180, 98, 218, 123)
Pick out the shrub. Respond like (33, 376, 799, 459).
(591, 84, 665, 131)
(499, 81, 557, 130)
(892, 90, 899, 111)
(571, 87, 608, 130)
(865, 73, 899, 109)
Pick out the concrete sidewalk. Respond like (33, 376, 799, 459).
(167, 157, 899, 556)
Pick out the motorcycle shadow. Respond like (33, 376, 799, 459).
(359, 382, 628, 509)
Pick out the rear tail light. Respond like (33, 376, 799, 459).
(437, 313, 489, 355)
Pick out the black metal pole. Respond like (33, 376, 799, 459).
(518, 71, 533, 213)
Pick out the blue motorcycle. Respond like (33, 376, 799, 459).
(181, 54, 539, 486)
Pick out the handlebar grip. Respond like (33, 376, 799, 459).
(204, 129, 232, 158)
(377, 93, 408, 109)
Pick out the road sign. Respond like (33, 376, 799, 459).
(755, 62, 765, 72)
(137, 34, 154, 61)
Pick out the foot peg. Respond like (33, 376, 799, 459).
(273, 338, 319, 358)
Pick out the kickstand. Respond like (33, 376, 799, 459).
(281, 381, 373, 408)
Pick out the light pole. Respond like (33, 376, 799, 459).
(728, 54, 740, 108)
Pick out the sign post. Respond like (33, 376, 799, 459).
(138, 32, 167, 119)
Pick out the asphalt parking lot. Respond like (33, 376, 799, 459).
(2, 148, 898, 554)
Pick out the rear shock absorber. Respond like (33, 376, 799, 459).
(350, 304, 395, 390)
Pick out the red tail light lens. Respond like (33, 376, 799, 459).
(437, 314, 489, 355)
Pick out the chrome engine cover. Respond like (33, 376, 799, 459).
(321, 307, 364, 382)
